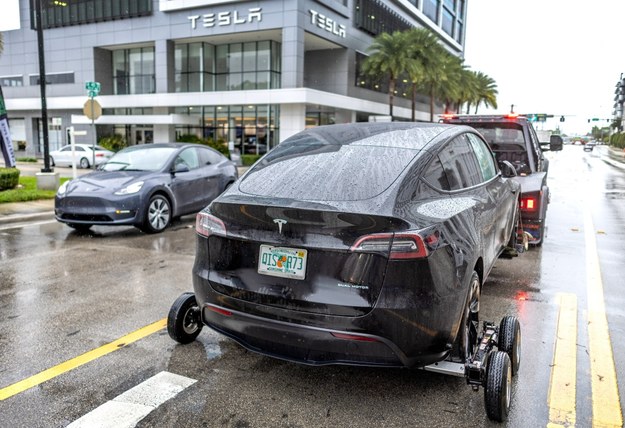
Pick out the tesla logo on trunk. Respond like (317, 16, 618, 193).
(273, 219, 287, 234)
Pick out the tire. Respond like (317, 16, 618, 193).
(484, 351, 512, 422)
(79, 157, 90, 169)
(167, 292, 203, 344)
(67, 223, 91, 233)
(140, 194, 171, 233)
(454, 271, 480, 362)
(49, 156, 55, 167)
(499, 316, 521, 376)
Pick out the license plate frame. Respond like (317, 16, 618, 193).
(258, 245, 308, 280)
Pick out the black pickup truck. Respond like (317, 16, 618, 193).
(441, 114, 563, 245)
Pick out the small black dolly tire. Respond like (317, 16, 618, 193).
(499, 315, 521, 376)
(484, 351, 512, 422)
(167, 292, 203, 344)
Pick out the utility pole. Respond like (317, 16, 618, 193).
(34, 0, 52, 173)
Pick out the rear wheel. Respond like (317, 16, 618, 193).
(454, 271, 480, 362)
(484, 351, 512, 422)
(140, 194, 171, 233)
(79, 157, 90, 169)
(499, 316, 521, 376)
(167, 292, 203, 344)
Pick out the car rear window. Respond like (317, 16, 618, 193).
(239, 144, 417, 201)
(468, 123, 526, 146)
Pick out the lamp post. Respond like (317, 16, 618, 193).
(34, 0, 52, 173)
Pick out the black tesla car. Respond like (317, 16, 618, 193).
(170, 122, 521, 368)
(55, 142, 237, 233)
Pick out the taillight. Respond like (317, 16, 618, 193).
(520, 196, 538, 212)
(95, 153, 104, 157)
(506, 113, 519, 119)
(196, 212, 226, 237)
(207, 305, 232, 317)
(351, 232, 428, 259)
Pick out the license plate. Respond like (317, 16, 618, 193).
(258, 245, 307, 280)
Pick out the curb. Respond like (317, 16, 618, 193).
(0, 212, 55, 225)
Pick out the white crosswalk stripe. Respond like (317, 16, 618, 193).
(67, 371, 196, 428)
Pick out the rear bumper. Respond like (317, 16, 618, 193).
(201, 303, 447, 368)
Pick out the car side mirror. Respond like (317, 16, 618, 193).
(549, 135, 563, 152)
(173, 164, 190, 174)
(500, 160, 517, 178)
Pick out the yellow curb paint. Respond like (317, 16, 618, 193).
(548, 293, 577, 427)
(583, 209, 623, 428)
(0, 318, 167, 401)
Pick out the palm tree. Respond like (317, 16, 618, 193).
(361, 31, 413, 118)
(0, 33, 4, 56)
(419, 49, 464, 122)
(404, 27, 443, 121)
(473, 71, 498, 113)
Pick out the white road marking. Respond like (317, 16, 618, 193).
(67, 371, 196, 428)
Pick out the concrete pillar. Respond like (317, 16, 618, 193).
(279, 104, 306, 142)
(156, 40, 174, 94)
(281, 25, 305, 88)
(335, 109, 355, 124)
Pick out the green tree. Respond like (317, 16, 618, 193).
(361, 31, 413, 118)
(404, 27, 443, 121)
(419, 50, 464, 122)
(473, 71, 498, 113)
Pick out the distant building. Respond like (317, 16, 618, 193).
(1, 0, 466, 158)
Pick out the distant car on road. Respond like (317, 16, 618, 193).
(583, 141, 597, 152)
(55, 143, 238, 233)
(49, 144, 114, 169)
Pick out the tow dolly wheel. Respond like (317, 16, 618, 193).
(484, 351, 512, 422)
(498, 316, 521, 376)
(167, 292, 203, 344)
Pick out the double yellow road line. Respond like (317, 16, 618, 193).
(548, 209, 623, 427)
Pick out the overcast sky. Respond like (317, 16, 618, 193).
(464, 0, 624, 135)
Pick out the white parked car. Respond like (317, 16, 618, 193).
(49, 144, 114, 168)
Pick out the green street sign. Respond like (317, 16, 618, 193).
(85, 81, 101, 96)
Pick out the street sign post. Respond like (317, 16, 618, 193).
(84, 81, 101, 168)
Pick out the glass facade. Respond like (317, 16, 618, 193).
(175, 105, 280, 155)
(175, 41, 281, 92)
(354, 0, 411, 36)
(29, 72, 74, 85)
(0, 75, 23, 87)
(113, 47, 155, 95)
(33, 0, 152, 29)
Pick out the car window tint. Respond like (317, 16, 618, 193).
(438, 136, 483, 190)
(76, 147, 85, 152)
(198, 147, 223, 165)
(61, 146, 71, 152)
(422, 156, 450, 191)
(178, 148, 200, 170)
(467, 133, 497, 181)
(240, 144, 416, 201)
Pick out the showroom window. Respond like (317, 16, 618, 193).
(113, 47, 155, 95)
(0, 75, 23, 87)
(176, 41, 280, 92)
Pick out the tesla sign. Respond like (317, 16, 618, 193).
(309, 9, 346, 38)
(188, 7, 262, 29)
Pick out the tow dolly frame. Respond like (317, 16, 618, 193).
(424, 318, 520, 422)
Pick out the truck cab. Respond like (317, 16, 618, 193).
(441, 114, 563, 245)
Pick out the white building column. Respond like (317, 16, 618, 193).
(153, 107, 175, 143)
(279, 104, 306, 142)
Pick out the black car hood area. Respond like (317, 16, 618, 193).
(65, 171, 155, 194)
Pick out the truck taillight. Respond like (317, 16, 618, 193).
(520, 196, 538, 212)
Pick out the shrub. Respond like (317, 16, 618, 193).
(98, 134, 127, 152)
(16, 157, 38, 163)
(0, 167, 20, 190)
(609, 132, 625, 149)
(241, 154, 262, 166)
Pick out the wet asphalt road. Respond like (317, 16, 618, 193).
(0, 145, 623, 427)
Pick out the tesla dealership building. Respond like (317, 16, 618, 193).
(0, 0, 467, 157)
